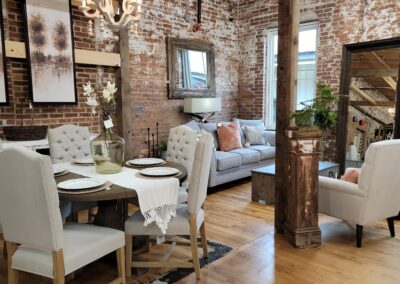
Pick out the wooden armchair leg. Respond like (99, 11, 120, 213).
(387, 217, 396, 237)
(189, 214, 201, 280)
(199, 223, 208, 258)
(52, 250, 65, 284)
(6, 242, 19, 284)
(125, 235, 132, 278)
(356, 225, 363, 248)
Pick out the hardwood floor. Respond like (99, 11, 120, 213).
(1, 180, 400, 283)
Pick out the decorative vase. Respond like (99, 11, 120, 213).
(90, 130, 125, 174)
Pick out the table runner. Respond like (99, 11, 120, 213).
(59, 163, 179, 234)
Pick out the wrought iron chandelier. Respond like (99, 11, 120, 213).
(79, 0, 142, 36)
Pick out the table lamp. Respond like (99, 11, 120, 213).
(184, 97, 222, 122)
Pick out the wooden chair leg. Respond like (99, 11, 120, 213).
(116, 247, 126, 284)
(52, 250, 65, 284)
(125, 235, 132, 277)
(356, 225, 363, 248)
(6, 242, 19, 284)
(189, 214, 201, 280)
(387, 217, 396, 237)
(199, 222, 208, 258)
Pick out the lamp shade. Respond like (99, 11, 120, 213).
(184, 98, 222, 113)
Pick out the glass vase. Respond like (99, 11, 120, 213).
(90, 130, 125, 174)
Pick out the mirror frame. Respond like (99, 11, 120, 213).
(167, 37, 216, 99)
(337, 37, 400, 176)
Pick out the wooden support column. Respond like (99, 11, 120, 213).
(119, 29, 134, 159)
(284, 127, 322, 248)
(275, 0, 300, 233)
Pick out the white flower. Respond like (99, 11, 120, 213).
(83, 81, 94, 97)
(102, 88, 112, 103)
(86, 96, 98, 115)
(106, 81, 117, 95)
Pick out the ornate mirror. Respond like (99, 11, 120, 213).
(167, 37, 216, 99)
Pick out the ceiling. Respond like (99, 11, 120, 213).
(350, 48, 400, 107)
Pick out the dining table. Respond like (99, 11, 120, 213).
(56, 161, 187, 231)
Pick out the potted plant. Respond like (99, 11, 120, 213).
(158, 140, 168, 160)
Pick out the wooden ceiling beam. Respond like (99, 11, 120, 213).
(349, 100, 395, 107)
(351, 68, 398, 77)
(350, 83, 377, 105)
(382, 76, 397, 91)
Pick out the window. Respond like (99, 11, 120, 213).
(264, 22, 318, 129)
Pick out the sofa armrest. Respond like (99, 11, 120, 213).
(262, 130, 276, 146)
(319, 176, 366, 197)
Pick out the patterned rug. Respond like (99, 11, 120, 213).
(152, 239, 232, 284)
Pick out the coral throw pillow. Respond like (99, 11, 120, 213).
(218, 121, 242, 152)
(340, 168, 360, 184)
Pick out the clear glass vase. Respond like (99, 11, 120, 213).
(90, 130, 125, 174)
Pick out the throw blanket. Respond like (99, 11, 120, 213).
(60, 163, 179, 234)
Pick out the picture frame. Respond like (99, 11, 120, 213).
(24, 0, 77, 104)
(0, 0, 9, 106)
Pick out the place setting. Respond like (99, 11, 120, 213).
(125, 157, 166, 169)
(53, 164, 69, 177)
(71, 157, 95, 166)
(57, 178, 112, 195)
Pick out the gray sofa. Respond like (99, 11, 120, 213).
(186, 119, 276, 187)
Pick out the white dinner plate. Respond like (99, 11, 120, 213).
(57, 178, 106, 191)
(74, 157, 94, 164)
(128, 158, 165, 166)
(139, 167, 180, 177)
(53, 165, 65, 175)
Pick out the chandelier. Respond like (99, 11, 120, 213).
(79, 0, 142, 37)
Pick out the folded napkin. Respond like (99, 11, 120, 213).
(59, 163, 179, 234)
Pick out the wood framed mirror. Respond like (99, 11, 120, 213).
(337, 37, 400, 175)
(167, 37, 216, 99)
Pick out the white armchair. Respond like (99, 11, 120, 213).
(319, 139, 400, 247)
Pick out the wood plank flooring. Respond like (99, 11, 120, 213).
(1, 180, 400, 283)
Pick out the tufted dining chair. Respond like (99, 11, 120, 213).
(48, 125, 96, 221)
(0, 146, 126, 284)
(166, 125, 198, 203)
(125, 132, 214, 279)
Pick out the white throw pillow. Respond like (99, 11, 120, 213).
(244, 125, 265, 145)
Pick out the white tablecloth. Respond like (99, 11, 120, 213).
(59, 163, 179, 234)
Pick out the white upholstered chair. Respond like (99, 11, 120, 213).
(125, 132, 214, 279)
(166, 125, 198, 203)
(0, 147, 126, 284)
(319, 139, 400, 247)
(48, 125, 97, 221)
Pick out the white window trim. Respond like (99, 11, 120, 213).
(264, 21, 320, 130)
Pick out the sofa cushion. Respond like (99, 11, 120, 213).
(218, 121, 242, 152)
(215, 151, 241, 171)
(243, 125, 266, 145)
(198, 123, 219, 149)
(185, 120, 201, 133)
(237, 119, 264, 145)
(229, 148, 260, 165)
(263, 130, 276, 146)
(248, 145, 276, 160)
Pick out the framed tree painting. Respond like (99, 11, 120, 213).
(24, 0, 77, 104)
(0, 0, 9, 105)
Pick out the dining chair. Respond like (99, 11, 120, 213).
(319, 139, 400, 247)
(125, 132, 214, 279)
(0, 146, 126, 284)
(48, 124, 97, 221)
(166, 125, 198, 203)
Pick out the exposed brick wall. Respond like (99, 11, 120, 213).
(0, 1, 119, 136)
(236, 0, 400, 160)
(127, 0, 239, 156)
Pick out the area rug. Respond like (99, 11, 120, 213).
(152, 239, 232, 283)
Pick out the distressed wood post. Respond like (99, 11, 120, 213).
(275, 0, 300, 233)
(284, 127, 322, 248)
(119, 28, 134, 159)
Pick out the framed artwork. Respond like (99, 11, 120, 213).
(0, 0, 9, 105)
(24, 0, 77, 104)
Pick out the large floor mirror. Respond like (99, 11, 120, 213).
(337, 37, 400, 175)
